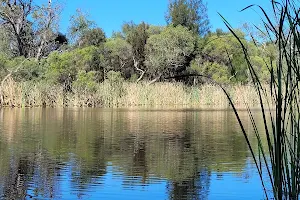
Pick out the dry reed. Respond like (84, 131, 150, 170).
(0, 80, 272, 109)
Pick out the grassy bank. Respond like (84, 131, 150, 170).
(0, 77, 271, 108)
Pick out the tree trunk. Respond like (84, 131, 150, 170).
(148, 74, 162, 85)
(133, 56, 145, 83)
(36, 40, 45, 61)
(35, 0, 53, 61)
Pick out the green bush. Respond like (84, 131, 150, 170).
(0, 55, 44, 82)
(73, 70, 97, 92)
(44, 46, 105, 85)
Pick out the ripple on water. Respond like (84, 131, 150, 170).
(0, 108, 269, 199)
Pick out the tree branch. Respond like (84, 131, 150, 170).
(133, 56, 145, 83)
(147, 74, 162, 85)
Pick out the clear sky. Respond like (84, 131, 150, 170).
(57, 0, 274, 37)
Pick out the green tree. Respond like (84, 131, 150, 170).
(122, 21, 149, 81)
(190, 30, 250, 83)
(104, 38, 133, 76)
(0, 0, 34, 57)
(32, 0, 61, 60)
(44, 46, 105, 86)
(0, 0, 61, 58)
(166, 0, 210, 35)
(145, 25, 196, 82)
(68, 9, 95, 44)
(0, 53, 44, 82)
(78, 28, 106, 47)
(68, 10, 106, 48)
(147, 25, 165, 36)
(73, 70, 97, 92)
(0, 28, 12, 57)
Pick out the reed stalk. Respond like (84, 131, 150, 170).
(0, 80, 268, 108)
(221, 0, 300, 199)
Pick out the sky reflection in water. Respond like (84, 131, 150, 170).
(0, 108, 268, 199)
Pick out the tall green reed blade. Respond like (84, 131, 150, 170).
(219, 0, 300, 199)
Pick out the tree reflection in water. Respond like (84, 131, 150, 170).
(0, 108, 264, 199)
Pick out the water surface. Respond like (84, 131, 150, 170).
(0, 108, 267, 199)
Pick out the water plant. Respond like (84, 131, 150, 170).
(220, 0, 300, 199)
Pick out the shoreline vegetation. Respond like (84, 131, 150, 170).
(222, 0, 300, 199)
(0, 78, 271, 109)
(0, 0, 277, 111)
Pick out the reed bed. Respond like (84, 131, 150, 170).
(221, 0, 300, 199)
(0, 79, 270, 109)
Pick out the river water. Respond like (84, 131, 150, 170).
(0, 108, 268, 199)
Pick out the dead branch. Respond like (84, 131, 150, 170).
(133, 56, 145, 83)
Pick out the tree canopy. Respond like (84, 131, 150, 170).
(0, 0, 277, 91)
(145, 25, 196, 79)
(0, 0, 62, 59)
(165, 0, 210, 35)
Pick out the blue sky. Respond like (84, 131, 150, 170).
(57, 0, 273, 37)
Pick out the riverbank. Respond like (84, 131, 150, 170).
(0, 78, 270, 109)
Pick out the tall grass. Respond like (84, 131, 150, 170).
(0, 79, 269, 108)
(221, 0, 300, 199)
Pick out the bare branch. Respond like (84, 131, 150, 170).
(133, 56, 145, 83)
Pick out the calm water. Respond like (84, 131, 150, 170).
(0, 108, 268, 200)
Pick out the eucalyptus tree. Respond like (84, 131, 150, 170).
(0, 0, 61, 59)
(145, 25, 196, 83)
(165, 0, 210, 36)
(68, 9, 95, 44)
(0, 0, 34, 57)
(191, 30, 249, 83)
(122, 21, 149, 81)
(78, 28, 106, 47)
(104, 37, 133, 78)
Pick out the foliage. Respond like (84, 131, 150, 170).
(73, 70, 97, 92)
(166, 0, 210, 35)
(0, 28, 12, 57)
(191, 61, 231, 83)
(68, 9, 96, 44)
(10, 58, 43, 82)
(106, 70, 124, 83)
(147, 25, 165, 36)
(78, 28, 106, 47)
(0, 0, 281, 106)
(0, 54, 43, 81)
(32, 1, 61, 59)
(0, 0, 34, 57)
(0, 0, 61, 58)
(202, 31, 248, 82)
(145, 25, 196, 78)
(190, 30, 275, 84)
(44, 46, 104, 85)
(104, 37, 133, 75)
(122, 21, 149, 70)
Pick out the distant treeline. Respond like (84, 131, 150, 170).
(0, 0, 276, 107)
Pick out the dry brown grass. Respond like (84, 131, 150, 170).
(0, 80, 272, 109)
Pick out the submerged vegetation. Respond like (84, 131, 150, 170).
(0, 0, 277, 108)
(223, 0, 300, 199)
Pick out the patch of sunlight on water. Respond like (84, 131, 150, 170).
(0, 108, 269, 199)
